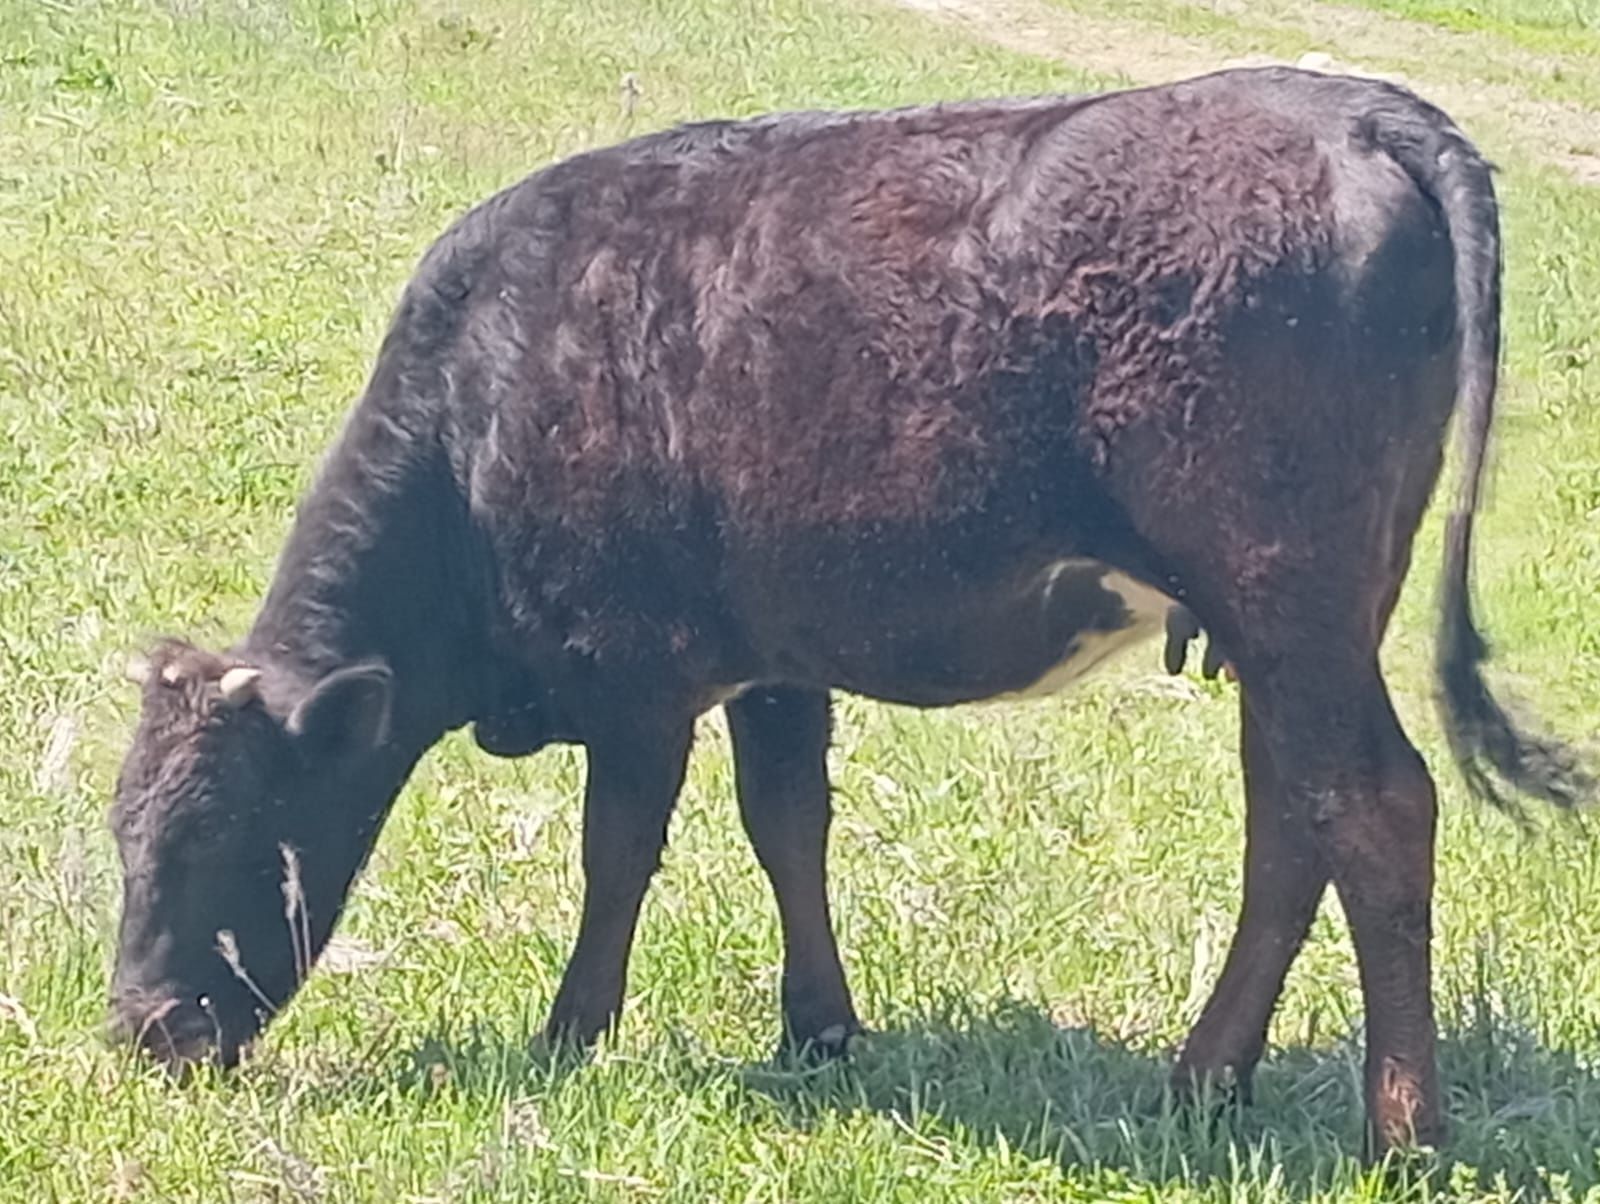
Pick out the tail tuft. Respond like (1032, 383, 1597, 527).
(1436, 516, 1595, 814)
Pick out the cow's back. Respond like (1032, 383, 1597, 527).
(431, 68, 1457, 696)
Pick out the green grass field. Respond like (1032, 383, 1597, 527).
(2, 0, 1598, 1199)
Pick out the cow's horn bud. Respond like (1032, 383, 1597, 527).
(218, 667, 263, 708)
(160, 662, 185, 686)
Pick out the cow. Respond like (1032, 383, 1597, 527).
(108, 66, 1591, 1154)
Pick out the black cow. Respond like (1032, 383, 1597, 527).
(109, 67, 1591, 1154)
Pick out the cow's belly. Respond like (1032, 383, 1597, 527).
(983, 566, 1172, 701)
(747, 558, 1177, 708)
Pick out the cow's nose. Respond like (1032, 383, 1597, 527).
(109, 991, 236, 1071)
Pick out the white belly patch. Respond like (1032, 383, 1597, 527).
(990, 562, 1174, 701)
(699, 560, 1177, 712)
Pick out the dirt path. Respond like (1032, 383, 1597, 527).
(888, 0, 1600, 186)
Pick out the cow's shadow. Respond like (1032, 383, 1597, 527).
(735, 1000, 1600, 1200)
(300, 998, 1598, 1199)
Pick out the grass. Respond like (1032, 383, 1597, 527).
(1035, 0, 1600, 113)
(1, 0, 1598, 1200)
(1333, 0, 1600, 40)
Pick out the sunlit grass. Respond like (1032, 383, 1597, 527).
(1, 1, 1597, 1200)
(1040, 0, 1600, 112)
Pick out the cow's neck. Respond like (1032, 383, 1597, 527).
(242, 400, 482, 751)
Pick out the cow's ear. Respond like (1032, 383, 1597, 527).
(288, 661, 393, 760)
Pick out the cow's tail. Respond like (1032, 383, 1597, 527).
(1370, 96, 1594, 813)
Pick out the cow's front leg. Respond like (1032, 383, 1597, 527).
(727, 687, 860, 1057)
(544, 714, 694, 1048)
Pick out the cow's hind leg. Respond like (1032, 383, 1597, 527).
(727, 687, 860, 1056)
(1172, 688, 1328, 1103)
(544, 715, 694, 1048)
(1240, 654, 1441, 1152)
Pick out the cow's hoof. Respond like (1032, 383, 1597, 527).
(777, 1021, 864, 1064)
(535, 1010, 613, 1068)
(526, 1032, 593, 1072)
(1366, 1140, 1443, 1187)
(1168, 1061, 1253, 1111)
(1365, 1084, 1445, 1165)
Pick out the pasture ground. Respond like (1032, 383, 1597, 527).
(1, 0, 1598, 1199)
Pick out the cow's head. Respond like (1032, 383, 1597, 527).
(108, 639, 394, 1069)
